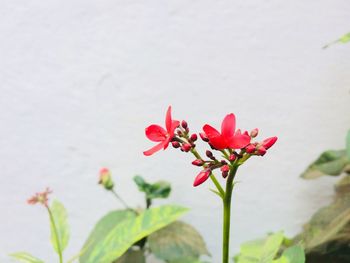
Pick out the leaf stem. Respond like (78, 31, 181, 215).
(111, 189, 132, 210)
(46, 205, 63, 263)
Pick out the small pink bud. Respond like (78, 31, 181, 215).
(177, 130, 183, 136)
(193, 169, 211, 187)
(245, 144, 256, 154)
(199, 132, 209, 142)
(192, 159, 204, 166)
(221, 165, 230, 172)
(181, 143, 192, 152)
(257, 146, 267, 156)
(250, 128, 259, 138)
(229, 154, 236, 161)
(221, 160, 227, 165)
(243, 130, 249, 136)
(181, 120, 188, 129)
(172, 141, 180, 148)
(99, 168, 114, 190)
(262, 137, 278, 150)
(190, 133, 198, 142)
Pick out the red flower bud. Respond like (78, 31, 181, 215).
(221, 160, 228, 165)
(262, 136, 278, 150)
(221, 165, 230, 178)
(206, 150, 216, 160)
(257, 146, 267, 156)
(250, 128, 259, 138)
(192, 159, 204, 166)
(177, 130, 183, 136)
(245, 144, 256, 154)
(193, 169, 211, 187)
(171, 141, 180, 148)
(229, 154, 236, 161)
(181, 143, 192, 152)
(243, 130, 249, 136)
(199, 132, 209, 142)
(181, 120, 188, 129)
(190, 133, 198, 142)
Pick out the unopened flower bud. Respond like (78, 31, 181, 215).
(262, 137, 278, 150)
(181, 143, 192, 152)
(206, 150, 214, 159)
(257, 146, 267, 156)
(245, 144, 256, 154)
(190, 133, 198, 142)
(221, 160, 227, 165)
(99, 168, 114, 190)
(221, 165, 230, 178)
(193, 169, 211, 187)
(243, 131, 249, 136)
(177, 130, 183, 136)
(199, 132, 209, 142)
(229, 154, 236, 161)
(192, 159, 204, 166)
(250, 128, 259, 138)
(181, 120, 188, 129)
(171, 141, 180, 148)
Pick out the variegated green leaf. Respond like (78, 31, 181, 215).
(149, 220, 209, 262)
(235, 232, 284, 263)
(82, 205, 188, 263)
(114, 249, 145, 263)
(49, 200, 70, 253)
(10, 252, 44, 263)
(80, 209, 136, 263)
(273, 245, 305, 263)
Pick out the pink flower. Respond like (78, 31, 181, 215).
(193, 169, 211, 187)
(202, 114, 250, 150)
(27, 188, 52, 206)
(144, 106, 180, 156)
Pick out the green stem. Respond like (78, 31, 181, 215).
(46, 206, 63, 263)
(111, 189, 132, 210)
(222, 166, 238, 263)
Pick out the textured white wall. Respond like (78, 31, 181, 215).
(0, 1, 350, 262)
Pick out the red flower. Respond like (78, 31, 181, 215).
(143, 106, 180, 156)
(193, 169, 211, 187)
(27, 188, 52, 206)
(202, 113, 250, 150)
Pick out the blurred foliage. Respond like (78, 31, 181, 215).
(133, 175, 171, 200)
(234, 232, 305, 263)
(295, 130, 350, 262)
(323, 32, 350, 49)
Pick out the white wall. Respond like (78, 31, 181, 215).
(0, 1, 349, 262)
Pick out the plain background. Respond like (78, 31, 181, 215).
(0, 1, 350, 262)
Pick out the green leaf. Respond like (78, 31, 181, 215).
(301, 150, 348, 179)
(235, 232, 284, 263)
(80, 209, 136, 263)
(49, 200, 70, 253)
(82, 205, 188, 263)
(323, 32, 350, 48)
(346, 130, 350, 160)
(10, 252, 44, 263)
(133, 175, 171, 199)
(148, 220, 210, 261)
(115, 249, 146, 263)
(281, 245, 305, 263)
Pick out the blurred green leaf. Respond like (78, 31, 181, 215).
(149, 220, 210, 262)
(323, 32, 350, 48)
(235, 232, 284, 263)
(273, 245, 305, 263)
(50, 200, 70, 253)
(10, 252, 44, 263)
(80, 209, 136, 263)
(133, 175, 171, 199)
(114, 249, 145, 263)
(301, 150, 348, 179)
(81, 205, 188, 263)
(346, 130, 350, 160)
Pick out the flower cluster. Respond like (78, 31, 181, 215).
(144, 106, 277, 187)
(27, 188, 52, 206)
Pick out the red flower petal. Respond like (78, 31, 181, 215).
(169, 120, 180, 137)
(221, 113, 236, 139)
(145, 125, 167, 142)
(193, 169, 211, 187)
(228, 133, 251, 149)
(143, 141, 167, 156)
(165, 106, 172, 132)
(203, 124, 221, 138)
(203, 124, 227, 149)
(262, 136, 278, 149)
